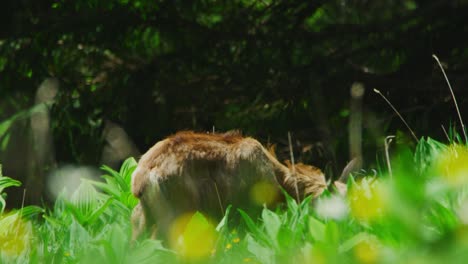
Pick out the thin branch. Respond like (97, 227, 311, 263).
(441, 125, 450, 142)
(15, 189, 27, 241)
(384, 136, 395, 179)
(213, 182, 224, 216)
(374, 88, 418, 142)
(287, 132, 300, 202)
(432, 54, 467, 144)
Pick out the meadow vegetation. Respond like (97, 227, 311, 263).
(2, 136, 468, 263)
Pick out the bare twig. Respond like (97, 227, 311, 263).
(213, 182, 224, 216)
(432, 54, 467, 143)
(441, 125, 450, 142)
(374, 88, 418, 142)
(20, 189, 26, 211)
(384, 136, 395, 179)
(15, 189, 27, 241)
(287, 132, 300, 201)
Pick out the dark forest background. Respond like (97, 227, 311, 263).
(1, 0, 468, 207)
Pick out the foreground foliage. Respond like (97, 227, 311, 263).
(2, 137, 468, 263)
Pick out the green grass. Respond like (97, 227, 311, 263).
(2, 137, 468, 263)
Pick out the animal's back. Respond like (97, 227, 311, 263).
(131, 131, 280, 239)
(132, 130, 272, 192)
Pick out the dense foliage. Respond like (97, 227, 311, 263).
(2, 137, 468, 263)
(2, 0, 468, 169)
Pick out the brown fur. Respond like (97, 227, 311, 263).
(131, 131, 326, 240)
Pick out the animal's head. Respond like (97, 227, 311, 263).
(284, 160, 327, 199)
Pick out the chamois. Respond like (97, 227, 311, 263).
(131, 131, 326, 240)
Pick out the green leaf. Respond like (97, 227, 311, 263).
(89, 180, 120, 198)
(0, 196, 6, 215)
(347, 174, 356, 190)
(128, 239, 175, 263)
(309, 216, 326, 242)
(84, 197, 114, 225)
(238, 209, 272, 247)
(0, 132, 10, 150)
(18, 205, 45, 218)
(216, 204, 232, 232)
(43, 214, 64, 228)
(262, 209, 281, 247)
(245, 234, 274, 263)
(325, 221, 340, 246)
(0, 173, 21, 213)
(299, 195, 312, 216)
(339, 232, 375, 253)
(277, 226, 295, 250)
(0, 175, 21, 193)
(119, 157, 137, 181)
(282, 189, 298, 213)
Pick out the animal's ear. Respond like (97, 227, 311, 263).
(284, 159, 292, 168)
(267, 143, 277, 158)
(333, 181, 347, 196)
(338, 158, 361, 183)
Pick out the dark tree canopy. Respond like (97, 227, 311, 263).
(1, 0, 468, 198)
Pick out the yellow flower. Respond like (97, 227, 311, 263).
(169, 212, 218, 259)
(348, 178, 387, 222)
(250, 181, 279, 206)
(435, 144, 468, 186)
(225, 243, 232, 250)
(308, 246, 326, 264)
(243, 257, 252, 262)
(354, 240, 380, 264)
(0, 212, 33, 257)
(455, 225, 468, 246)
(233, 237, 240, 243)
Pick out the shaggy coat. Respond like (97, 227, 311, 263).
(131, 131, 326, 240)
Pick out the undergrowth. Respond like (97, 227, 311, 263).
(2, 137, 468, 263)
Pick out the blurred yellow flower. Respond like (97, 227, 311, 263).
(348, 178, 387, 222)
(309, 246, 326, 264)
(354, 240, 380, 264)
(225, 243, 232, 250)
(455, 225, 468, 246)
(233, 237, 240, 243)
(0, 212, 33, 257)
(435, 144, 468, 186)
(250, 181, 279, 206)
(168, 211, 218, 259)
